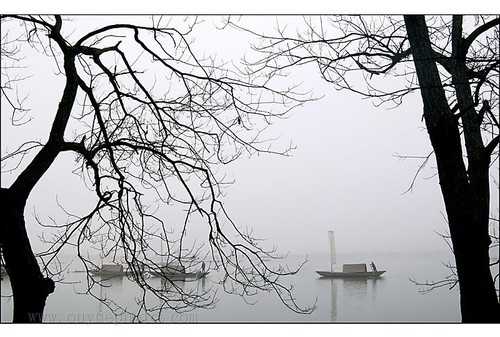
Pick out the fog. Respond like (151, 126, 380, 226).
(1, 15, 497, 261)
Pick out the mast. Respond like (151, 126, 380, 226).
(328, 230, 336, 272)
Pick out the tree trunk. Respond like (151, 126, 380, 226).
(452, 220, 499, 322)
(449, 16, 499, 322)
(0, 16, 88, 322)
(430, 119, 499, 322)
(0, 37, 78, 322)
(1, 188, 55, 322)
(404, 15, 499, 322)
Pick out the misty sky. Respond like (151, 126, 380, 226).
(1, 15, 498, 260)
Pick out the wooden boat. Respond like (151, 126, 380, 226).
(316, 231, 386, 279)
(317, 270, 386, 278)
(90, 237, 131, 278)
(151, 270, 209, 280)
(152, 235, 209, 281)
(149, 263, 208, 280)
(90, 264, 128, 277)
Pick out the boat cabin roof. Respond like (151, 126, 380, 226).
(342, 263, 367, 273)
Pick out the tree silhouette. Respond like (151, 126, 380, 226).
(0, 15, 313, 322)
(227, 15, 499, 322)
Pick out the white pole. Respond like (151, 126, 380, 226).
(328, 230, 336, 272)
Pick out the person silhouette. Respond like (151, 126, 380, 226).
(201, 261, 206, 273)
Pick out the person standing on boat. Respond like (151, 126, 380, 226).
(370, 261, 377, 272)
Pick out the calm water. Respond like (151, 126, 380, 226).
(1, 251, 463, 322)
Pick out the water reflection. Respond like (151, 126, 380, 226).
(1, 253, 461, 322)
(96, 275, 125, 316)
(329, 279, 337, 321)
(322, 277, 383, 322)
(201, 275, 206, 291)
(160, 277, 185, 292)
(342, 278, 368, 299)
(99, 275, 124, 288)
(370, 277, 378, 303)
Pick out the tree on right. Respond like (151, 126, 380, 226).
(230, 15, 499, 322)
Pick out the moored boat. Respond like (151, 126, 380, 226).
(90, 264, 128, 277)
(149, 263, 208, 280)
(316, 230, 386, 279)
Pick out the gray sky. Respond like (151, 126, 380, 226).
(1, 16, 498, 259)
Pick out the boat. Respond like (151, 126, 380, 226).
(90, 264, 129, 277)
(316, 230, 386, 279)
(150, 235, 208, 280)
(149, 262, 208, 280)
(317, 264, 385, 278)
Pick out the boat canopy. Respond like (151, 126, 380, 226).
(342, 263, 367, 273)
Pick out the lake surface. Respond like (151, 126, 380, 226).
(1, 251, 463, 322)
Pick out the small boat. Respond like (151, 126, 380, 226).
(149, 263, 208, 280)
(152, 235, 209, 281)
(90, 237, 131, 278)
(317, 271, 385, 278)
(151, 270, 209, 281)
(90, 264, 129, 277)
(316, 230, 386, 279)
(317, 263, 385, 278)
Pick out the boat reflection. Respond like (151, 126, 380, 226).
(324, 277, 382, 321)
(160, 276, 186, 292)
(98, 275, 124, 288)
(342, 278, 368, 299)
(329, 279, 337, 321)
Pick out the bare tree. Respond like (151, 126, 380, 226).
(227, 15, 499, 322)
(0, 15, 314, 322)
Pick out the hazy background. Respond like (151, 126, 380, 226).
(1, 15, 498, 262)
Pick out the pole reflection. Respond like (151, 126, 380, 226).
(325, 277, 383, 321)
